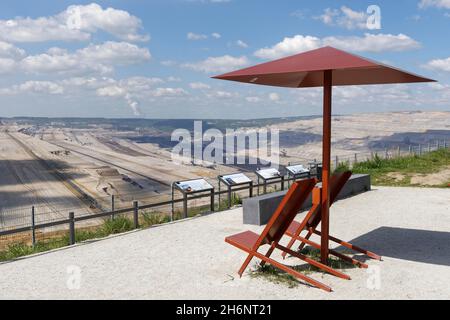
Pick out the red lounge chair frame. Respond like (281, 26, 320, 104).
(283, 171, 381, 267)
(225, 178, 350, 292)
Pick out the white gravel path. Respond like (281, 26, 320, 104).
(0, 186, 449, 300)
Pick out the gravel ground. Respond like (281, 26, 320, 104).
(0, 186, 449, 300)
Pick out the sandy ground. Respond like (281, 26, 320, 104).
(259, 111, 450, 164)
(411, 166, 450, 186)
(0, 186, 449, 300)
(0, 131, 93, 227)
(0, 127, 236, 228)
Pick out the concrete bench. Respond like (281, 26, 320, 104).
(243, 174, 371, 225)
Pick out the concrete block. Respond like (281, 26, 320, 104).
(243, 174, 371, 225)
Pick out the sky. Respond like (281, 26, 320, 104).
(0, 0, 449, 119)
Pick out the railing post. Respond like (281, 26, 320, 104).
(133, 201, 139, 229)
(183, 194, 188, 219)
(31, 206, 36, 247)
(397, 146, 401, 157)
(69, 212, 75, 245)
(210, 190, 215, 212)
(111, 194, 115, 220)
(419, 144, 422, 156)
(354, 153, 357, 164)
(384, 148, 388, 159)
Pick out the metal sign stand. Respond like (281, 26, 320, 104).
(255, 168, 284, 195)
(308, 161, 323, 181)
(218, 173, 253, 209)
(286, 163, 311, 187)
(171, 179, 215, 220)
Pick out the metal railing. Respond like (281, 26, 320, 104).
(0, 176, 299, 247)
(0, 139, 448, 248)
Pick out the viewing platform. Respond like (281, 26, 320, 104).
(0, 186, 449, 300)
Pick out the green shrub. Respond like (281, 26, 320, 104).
(334, 161, 351, 174)
(102, 216, 134, 235)
(142, 212, 171, 227)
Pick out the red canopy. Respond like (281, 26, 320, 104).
(213, 46, 435, 266)
(213, 46, 435, 87)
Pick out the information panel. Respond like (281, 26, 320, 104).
(286, 165, 310, 176)
(221, 173, 252, 185)
(175, 179, 214, 193)
(256, 168, 281, 180)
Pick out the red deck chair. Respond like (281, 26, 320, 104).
(226, 178, 351, 292)
(282, 171, 381, 268)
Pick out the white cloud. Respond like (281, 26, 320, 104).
(207, 90, 238, 99)
(60, 76, 116, 89)
(0, 41, 26, 73)
(187, 32, 208, 40)
(317, 6, 368, 30)
(152, 88, 188, 97)
(419, 0, 450, 9)
(0, 75, 190, 116)
(21, 41, 151, 75)
(236, 40, 249, 48)
(182, 55, 249, 73)
(0, 3, 149, 43)
(246, 96, 261, 103)
(161, 60, 177, 67)
(76, 41, 151, 65)
(0, 81, 64, 95)
(187, 32, 221, 40)
(0, 41, 26, 59)
(96, 85, 126, 97)
(190, 82, 211, 89)
(94, 76, 186, 115)
(167, 76, 182, 82)
(254, 35, 321, 59)
(0, 58, 17, 73)
(424, 56, 450, 72)
(254, 33, 420, 59)
(323, 33, 421, 53)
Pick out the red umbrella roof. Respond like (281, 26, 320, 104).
(213, 46, 435, 88)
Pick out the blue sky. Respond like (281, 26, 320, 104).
(0, 0, 449, 119)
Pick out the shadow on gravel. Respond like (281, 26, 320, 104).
(345, 226, 450, 266)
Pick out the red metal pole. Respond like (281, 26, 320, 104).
(321, 70, 332, 265)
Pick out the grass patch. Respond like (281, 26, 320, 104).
(217, 193, 242, 211)
(74, 216, 135, 242)
(0, 216, 136, 262)
(0, 236, 69, 262)
(141, 211, 171, 227)
(250, 247, 357, 288)
(341, 149, 450, 187)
